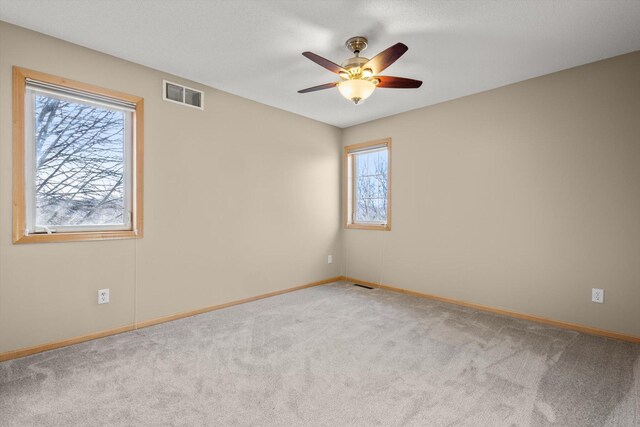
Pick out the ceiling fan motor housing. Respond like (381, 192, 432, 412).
(341, 56, 369, 75)
(342, 37, 373, 79)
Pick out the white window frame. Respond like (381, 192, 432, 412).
(24, 87, 134, 234)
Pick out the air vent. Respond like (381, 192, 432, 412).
(163, 80, 204, 109)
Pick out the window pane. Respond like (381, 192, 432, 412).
(34, 94, 127, 227)
(356, 198, 375, 222)
(357, 175, 385, 199)
(374, 198, 387, 222)
(354, 148, 388, 223)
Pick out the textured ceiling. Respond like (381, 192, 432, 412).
(1, 0, 640, 128)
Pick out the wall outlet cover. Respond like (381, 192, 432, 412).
(98, 289, 110, 305)
(328, 255, 333, 264)
(592, 288, 604, 304)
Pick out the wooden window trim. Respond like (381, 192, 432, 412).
(344, 138, 392, 231)
(12, 66, 144, 243)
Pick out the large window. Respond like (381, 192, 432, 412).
(13, 67, 144, 243)
(344, 138, 391, 231)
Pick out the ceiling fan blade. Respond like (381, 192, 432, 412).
(298, 82, 338, 93)
(375, 76, 422, 89)
(302, 52, 347, 74)
(363, 43, 408, 75)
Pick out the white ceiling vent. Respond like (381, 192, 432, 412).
(163, 80, 204, 109)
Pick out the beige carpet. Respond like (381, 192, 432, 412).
(1, 281, 639, 426)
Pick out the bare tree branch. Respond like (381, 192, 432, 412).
(33, 95, 127, 226)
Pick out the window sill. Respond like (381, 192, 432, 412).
(345, 223, 391, 231)
(13, 230, 141, 244)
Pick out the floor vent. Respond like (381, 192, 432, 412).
(353, 283, 373, 289)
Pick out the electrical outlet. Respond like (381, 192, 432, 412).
(592, 288, 604, 304)
(98, 289, 110, 305)
(327, 255, 333, 264)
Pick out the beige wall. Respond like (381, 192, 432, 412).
(1, 21, 638, 356)
(342, 51, 640, 337)
(0, 22, 343, 354)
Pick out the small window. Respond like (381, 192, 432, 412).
(344, 138, 391, 231)
(12, 67, 144, 243)
(163, 80, 203, 109)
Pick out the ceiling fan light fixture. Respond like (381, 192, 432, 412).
(299, 37, 421, 103)
(338, 79, 376, 104)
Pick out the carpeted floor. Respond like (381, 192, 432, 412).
(1, 281, 639, 426)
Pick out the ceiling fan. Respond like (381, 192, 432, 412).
(298, 36, 422, 104)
